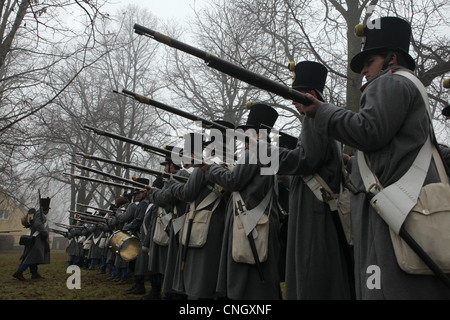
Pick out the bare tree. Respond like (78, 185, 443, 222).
(159, 0, 302, 135)
(170, 0, 448, 145)
(31, 5, 169, 215)
(0, 0, 109, 207)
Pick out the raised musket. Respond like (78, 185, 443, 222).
(84, 125, 206, 167)
(75, 152, 188, 182)
(64, 172, 146, 191)
(70, 162, 151, 189)
(49, 228, 68, 237)
(77, 203, 119, 214)
(83, 125, 170, 158)
(70, 217, 103, 225)
(0, 230, 22, 233)
(69, 210, 108, 221)
(120, 89, 232, 133)
(133, 23, 311, 106)
(55, 222, 84, 229)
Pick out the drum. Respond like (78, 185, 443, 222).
(109, 230, 140, 261)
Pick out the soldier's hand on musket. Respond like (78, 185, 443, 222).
(301, 93, 323, 118)
(200, 161, 209, 173)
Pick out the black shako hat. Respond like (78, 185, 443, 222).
(204, 120, 236, 145)
(135, 177, 149, 186)
(40, 197, 51, 210)
(204, 120, 236, 156)
(351, 16, 415, 73)
(443, 105, 450, 117)
(291, 61, 328, 101)
(152, 177, 165, 189)
(160, 145, 181, 168)
(278, 133, 298, 150)
(133, 177, 149, 193)
(238, 103, 278, 133)
(183, 132, 207, 155)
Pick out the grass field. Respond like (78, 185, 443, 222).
(0, 250, 146, 300)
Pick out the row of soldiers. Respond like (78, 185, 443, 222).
(14, 16, 450, 300)
(73, 16, 449, 300)
(60, 59, 352, 299)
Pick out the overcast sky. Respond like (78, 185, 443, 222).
(103, 0, 208, 24)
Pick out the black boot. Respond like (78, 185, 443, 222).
(13, 271, 26, 281)
(128, 283, 146, 294)
(141, 285, 162, 300)
(127, 276, 145, 294)
(31, 272, 43, 279)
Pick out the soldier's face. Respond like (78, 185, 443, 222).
(361, 54, 385, 82)
(292, 89, 317, 114)
(135, 190, 145, 201)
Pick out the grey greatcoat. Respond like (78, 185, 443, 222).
(146, 203, 169, 275)
(204, 149, 282, 300)
(21, 210, 50, 265)
(133, 200, 152, 276)
(277, 118, 354, 300)
(312, 66, 450, 299)
(66, 228, 82, 261)
(150, 170, 189, 295)
(169, 167, 227, 298)
(87, 225, 103, 261)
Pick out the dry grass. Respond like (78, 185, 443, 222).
(0, 250, 145, 300)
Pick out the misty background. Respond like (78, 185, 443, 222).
(0, 0, 448, 229)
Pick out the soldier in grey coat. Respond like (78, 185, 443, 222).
(169, 131, 230, 299)
(124, 178, 151, 294)
(66, 225, 82, 266)
(302, 17, 450, 299)
(202, 104, 282, 300)
(13, 197, 51, 281)
(149, 147, 189, 300)
(277, 61, 354, 299)
(142, 178, 172, 300)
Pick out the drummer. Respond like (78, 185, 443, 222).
(109, 193, 137, 284)
(122, 177, 151, 294)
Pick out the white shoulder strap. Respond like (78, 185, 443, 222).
(357, 70, 438, 234)
(232, 188, 273, 237)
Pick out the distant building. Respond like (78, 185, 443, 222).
(0, 190, 29, 250)
(52, 236, 68, 250)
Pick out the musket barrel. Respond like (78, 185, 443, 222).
(70, 162, 150, 189)
(121, 90, 230, 132)
(0, 230, 22, 233)
(77, 203, 116, 213)
(133, 24, 311, 106)
(69, 210, 108, 221)
(76, 152, 188, 182)
(83, 125, 170, 158)
(64, 172, 144, 191)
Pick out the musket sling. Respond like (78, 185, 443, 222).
(300, 141, 353, 246)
